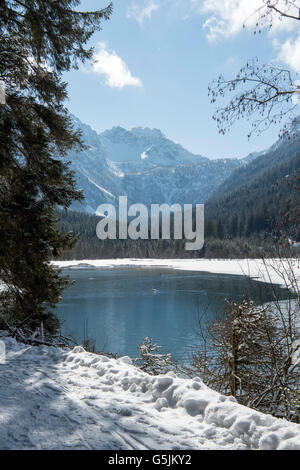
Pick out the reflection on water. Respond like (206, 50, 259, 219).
(57, 267, 290, 360)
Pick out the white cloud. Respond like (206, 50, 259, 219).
(275, 35, 300, 74)
(127, 1, 159, 24)
(91, 43, 142, 89)
(200, 0, 263, 42)
(199, 0, 299, 42)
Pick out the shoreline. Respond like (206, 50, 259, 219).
(52, 258, 300, 291)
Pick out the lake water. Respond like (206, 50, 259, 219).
(57, 267, 290, 361)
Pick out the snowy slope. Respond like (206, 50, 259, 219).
(69, 116, 243, 213)
(243, 115, 300, 164)
(1, 334, 299, 450)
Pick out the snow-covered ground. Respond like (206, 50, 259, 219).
(0, 333, 299, 450)
(53, 258, 300, 291)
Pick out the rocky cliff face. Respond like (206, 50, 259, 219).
(69, 116, 243, 213)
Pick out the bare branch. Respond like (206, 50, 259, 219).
(209, 60, 300, 138)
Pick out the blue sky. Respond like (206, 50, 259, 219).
(64, 0, 300, 159)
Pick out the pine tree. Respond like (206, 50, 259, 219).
(229, 214, 238, 238)
(0, 1, 112, 333)
(136, 337, 174, 375)
(216, 217, 225, 240)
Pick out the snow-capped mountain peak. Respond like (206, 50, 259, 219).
(68, 116, 243, 213)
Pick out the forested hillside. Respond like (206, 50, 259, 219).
(212, 132, 300, 199)
(58, 208, 299, 260)
(205, 154, 300, 240)
(59, 209, 191, 259)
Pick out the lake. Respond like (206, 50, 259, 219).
(57, 267, 290, 361)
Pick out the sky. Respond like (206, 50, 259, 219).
(64, 0, 300, 159)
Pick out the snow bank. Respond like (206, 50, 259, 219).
(52, 258, 300, 291)
(0, 335, 299, 450)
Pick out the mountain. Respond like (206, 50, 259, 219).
(213, 118, 300, 200)
(205, 121, 300, 239)
(68, 116, 243, 213)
